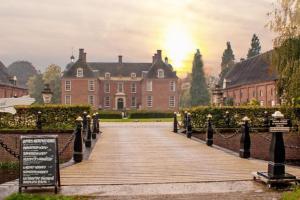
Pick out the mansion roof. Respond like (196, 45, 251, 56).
(63, 49, 177, 79)
(224, 51, 278, 89)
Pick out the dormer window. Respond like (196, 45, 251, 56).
(77, 68, 83, 77)
(131, 73, 136, 79)
(105, 72, 111, 79)
(157, 69, 164, 78)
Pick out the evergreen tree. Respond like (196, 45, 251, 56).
(219, 42, 235, 85)
(190, 49, 209, 106)
(247, 34, 261, 58)
(27, 73, 44, 104)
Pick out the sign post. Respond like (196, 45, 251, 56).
(19, 135, 60, 193)
(253, 111, 296, 187)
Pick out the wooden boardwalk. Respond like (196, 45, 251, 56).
(60, 123, 300, 186)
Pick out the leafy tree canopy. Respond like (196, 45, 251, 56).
(247, 34, 261, 58)
(7, 61, 37, 87)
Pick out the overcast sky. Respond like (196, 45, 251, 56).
(0, 0, 276, 76)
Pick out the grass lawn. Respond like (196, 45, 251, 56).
(282, 187, 300, 200)
(100, 118, 173, 122)
(5, 193, 90, 200)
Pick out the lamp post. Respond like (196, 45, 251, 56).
(42, 84, 53, 104)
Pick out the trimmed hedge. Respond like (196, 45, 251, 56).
(0, 105, 91, 130)
(97, 111, 122, 119)
(128, 111, 174, 119)
(183, 106, 300, 128)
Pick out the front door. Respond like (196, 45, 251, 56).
(117, 98, 124, 110)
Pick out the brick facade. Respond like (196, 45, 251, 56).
(0, 84, 28, 98)
(61, 49, 179, 111)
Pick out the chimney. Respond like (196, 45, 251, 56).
(83, 53, 87, 62)
(157, 50, 162, 60)
(79, 48, 84, 60)
(118, 55, 123, 64)
(165, 57, 168, 64)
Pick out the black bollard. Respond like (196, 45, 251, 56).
(225, 111, 230, 127)
(173, 112, 178, 133)
(85, 115, 92, 148)
(239, 116, 251, 158)
(206, 114, 213, 146)
(96, 112, 101, 134)
(73, 117, 83, 163)
(186, 113, 192, 138)
(92, 113, 97, 139)
(82, 111, 88, 137)
(263, 111, 269, 128)
(36, 111, 42, 130)
(183, 111, 188, 133)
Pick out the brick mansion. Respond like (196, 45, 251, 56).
(61, 49, 179, 111)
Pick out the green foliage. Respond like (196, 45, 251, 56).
(182, 106, 300, 128)
(27, 73, 44, 104)
(180, 88, 191, 108)
(248, 98, 260, 106)
(97, 111, 122, 119)
(282, 186, 300, 200)
(267, 0, 300, 46)
(224, 98, 234, 106)
(43, 64, 62, 104)
(247, 34, 261, 58)
(4, 193, 87, 200)
(0, 105, 90, 130)
(0, 162, 18, 170)
(128, 111, 174, 119)
(190, 49, 210, 106)
(219, 42, 235, 85)
(272, 37, 300, 103)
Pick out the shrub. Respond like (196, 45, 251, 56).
(128, 111, 174, 119)
(0, 105, 91, 130)
(97, 111, 122, 119)
(182, 106, 300, 128)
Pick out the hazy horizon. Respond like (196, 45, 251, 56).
(0, 0, 276, 77)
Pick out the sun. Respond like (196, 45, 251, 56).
(164, 23, 195, 70)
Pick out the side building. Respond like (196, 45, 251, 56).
(219, 52, 278, 106)
(0, 61, 28, 98)
(61, 49, 179, 111)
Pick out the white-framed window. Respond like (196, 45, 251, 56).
(157, 69, 164, 78)
(131, 96, 136, 107)
(131, 73, 136, 79)
(259, 90, 263, 97)
(88, 95, 95, 105)
(105, 72, 111, 79)
(104, 82, 110, 93)
(65, 80, 71, 91)
(88, 80, 95, 91)
(170, 81, 175, 92)
(117, 82, 123, 93)
(169, 96, 175, 107)
(77, 68, 83, 77)
(104, 96, 110, 107)
(146, 80, 152, 91)
(147, 96, 153, 107)
(65, 95, 71, 105)
(131, 83, 136, 93)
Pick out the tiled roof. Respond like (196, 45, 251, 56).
(224, 51, 278, 88)
(146, 59, 177, 79)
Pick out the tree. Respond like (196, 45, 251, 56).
(190, 49, 210, 106)
(7, 61, 38, 87)
(219, 42, 235, 85)
(267, 0, 300, 103)
(267, 0, 300, 46)
(247, 34, 261, 58)
(43, 64, 62, 104)
(27, 73, 44, 104)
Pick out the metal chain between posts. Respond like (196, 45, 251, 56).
(212, 126, 240, 139)
(0, 138, 20, 159)
(58, 131, 76, 156)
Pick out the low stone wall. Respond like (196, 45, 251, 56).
(192, 130, 300, 161)
(0, 130, 74, 163)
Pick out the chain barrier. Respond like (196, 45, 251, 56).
(212, 126, 240, 139)
(58, 131, 75, 156)
(0, 137, 20, 159)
